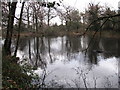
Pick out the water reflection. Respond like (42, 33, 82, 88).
(14, 35, 119, 88)
(100, 38, 120, 58)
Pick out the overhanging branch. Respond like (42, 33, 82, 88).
(80, 13, 120, 36)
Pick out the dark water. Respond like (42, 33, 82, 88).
(12, 35, 119, 88)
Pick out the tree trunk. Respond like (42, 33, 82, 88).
(35, 13, 38, 32)
(32, 12, 35, 30)
(14, 2, 25, 57)
(47, 8, 50, 26)
(26, 6, 32, 60)
(4, 2, 17, 55)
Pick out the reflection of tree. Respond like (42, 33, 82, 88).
(14, 35, 120, 70)
(65, 36, 82, 61)
(40, 37, 46, 55)
(65, 36, 82, 53)
(61, 36, 65, 55)
(65, 36, 71, 58)
(28, 39, 31, 60)
(100, 37, 119, 58)
(32, 37, 46, 69)
(18, 37, 30, 51)
(36, 37, 40, 67)
(87, 36, 100, 64)
(48, 38, 53, 63)
(117, 39, 120, 57)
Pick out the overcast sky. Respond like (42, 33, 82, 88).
(48, 0, 120, 25)
(16, 0, 120, 13)
(54, 0, 120, 12)
(16, 0, 120, 25)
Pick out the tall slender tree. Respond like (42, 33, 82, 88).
(4, 1, 17, 55)
(14, 1, 25, 57)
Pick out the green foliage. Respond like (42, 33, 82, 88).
(86, 3, 101, 30)
(102, 8, 118, 30)
(43, 27, 61, 36)
(66, 21, 81, 30)
(84, 3, 119, 31)
(65, 9, 81, 31)
(2, 55, 39, 89)
(14, 21, 27, 32)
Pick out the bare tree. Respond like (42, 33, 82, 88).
(4, 1, 17, 55)
(30, 1, 45, 32)
(45, 1, 59, 27)
(14, 1, 25, 57)
(1, 1, 9, 30)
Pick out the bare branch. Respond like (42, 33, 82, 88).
(83, 18, 109, 54)
(80, 13, 120, 36)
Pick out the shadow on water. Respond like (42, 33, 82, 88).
(12, 35, 119, 88)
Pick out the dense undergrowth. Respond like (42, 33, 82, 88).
(2, 52, 39, 89)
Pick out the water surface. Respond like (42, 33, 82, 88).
(13, 35, 119, 88)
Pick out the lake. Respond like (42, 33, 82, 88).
(11, 35, 119, 88)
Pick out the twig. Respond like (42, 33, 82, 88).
(97, 14, 120, 20)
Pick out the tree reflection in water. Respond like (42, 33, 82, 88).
(13, 35, 119, 88)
